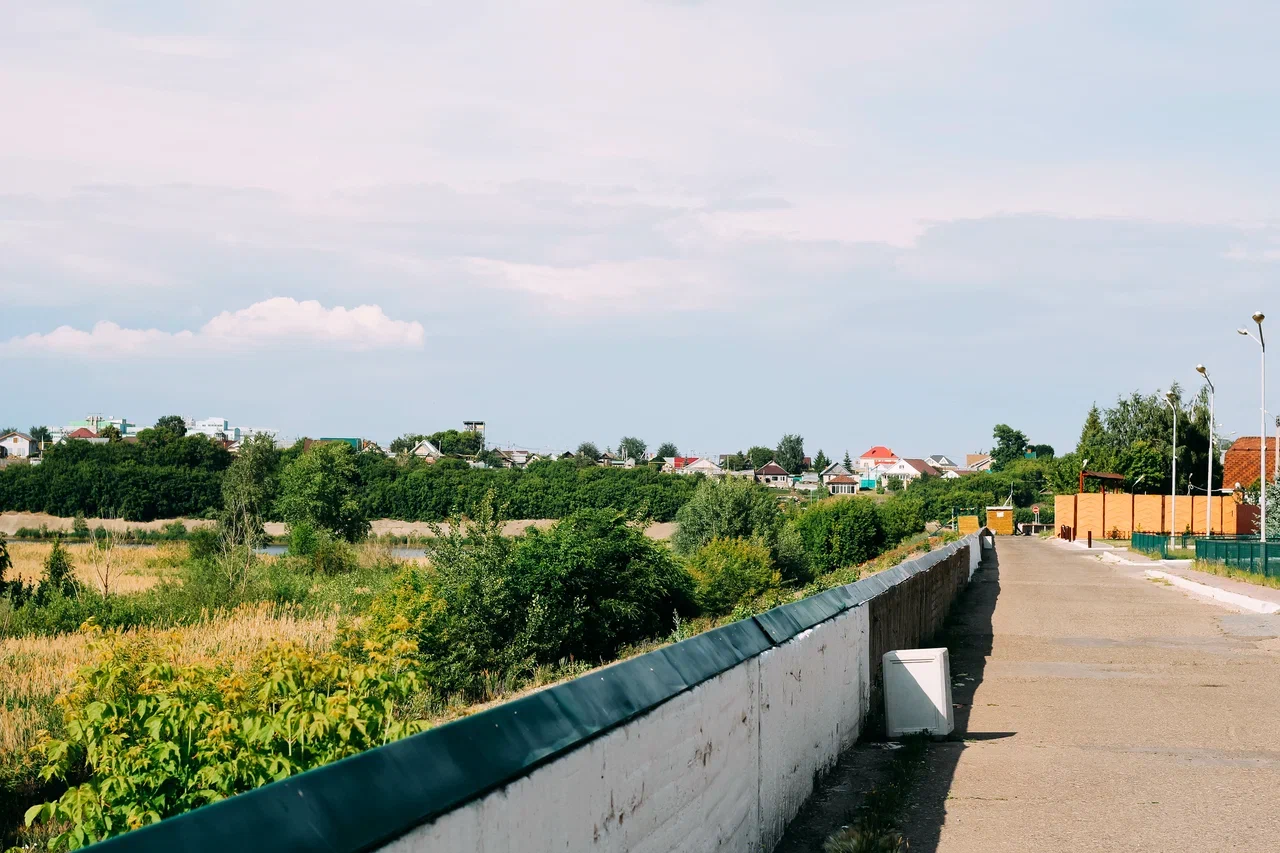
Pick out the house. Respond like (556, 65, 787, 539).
(681, 457, 724, 477)
(756, 461, 790, 487)
(965, 453, 994, 472)
(662, 456, 699, 473)
(795, 472, 822, 492)
(818, 461, 853, 484)
(925, 454, 958, 471)
(494, 448, 540, 468)
(60, 427, 99, 442)
(857, 446, 899, 469)
(726, 467, 756, 480)
(1221, 437, 1279, 489)
(878, 458, 941, 485)
(941, 469, 963, 480)
(410, 439, 444, 462)
(826, 474, 860, 495)
(0, 432, 35, 459)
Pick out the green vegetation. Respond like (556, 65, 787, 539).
(686, 538, 780, 615)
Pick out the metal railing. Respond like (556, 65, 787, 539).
(1195, 537, 1280, 577)
(1130, 531, 1197, 557)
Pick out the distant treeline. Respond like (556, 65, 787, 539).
(0, 434, 699, 523)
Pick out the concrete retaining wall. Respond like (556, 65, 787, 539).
(100, 535, 987, 853)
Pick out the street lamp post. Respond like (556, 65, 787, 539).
(1197, 365, 1215, 535)
(1161, 390, 1178, 548)
(1239, 312, 1267, 573)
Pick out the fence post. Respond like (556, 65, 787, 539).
(1087, 531, 1092, 549)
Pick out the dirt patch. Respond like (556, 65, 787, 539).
(5, 513, 676, 541)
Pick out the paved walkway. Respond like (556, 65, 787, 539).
(904, 537, 1280, 852)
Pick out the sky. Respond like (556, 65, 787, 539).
(4, 1, 1280, 459)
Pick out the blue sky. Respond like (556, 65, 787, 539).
(3, 1, 1280, 459)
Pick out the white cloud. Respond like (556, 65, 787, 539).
(3, 297, 424, 355)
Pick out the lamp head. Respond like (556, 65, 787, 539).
(1239, 328, 1250, 336)
(1196, 364, 1206, 375)
(1254, 311, 1266, 324)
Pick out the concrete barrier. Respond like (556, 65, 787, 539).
(96, 534, 989, 853)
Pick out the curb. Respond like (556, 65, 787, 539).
(1142, 569, 1280, 615)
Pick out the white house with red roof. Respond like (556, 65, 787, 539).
(878, 457, 941, 485)
(856, 446, 899, 469)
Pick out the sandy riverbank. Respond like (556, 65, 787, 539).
(1, 512, 676, 540)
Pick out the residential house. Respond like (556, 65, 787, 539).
(0, 431, 35, 459)
(878, 458, 941, 485)
(925, 454, 959, 471)
(965, 453, 994, 472)
(857, 446, 899, 469)
(826, 474, 860, 495)
(795, 472, 822, 492)
(494, 448, 540, 468)
(1221, 437, 1279, 489)
(661, 456, 697, 473)
(818, 461, 853, 484)
(682, 457, 724, 477)
(726, 467, 756, 480)
(410, 439, 444, 462)
(756, 461, 790, 487)
(941, 469, 963, 480)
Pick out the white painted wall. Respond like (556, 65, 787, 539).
(386, 535, 980, 853)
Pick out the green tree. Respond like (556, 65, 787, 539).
(776, 434, 805, 473)
(1118, 439, 1165, 493)
(813, 449, 832, 471)
(843, 450, 853, 470)
(577, 441, 601, 460)
(99, 424, 122, 443)
(1029, 443, 1054, 459)
(42, 537, 77, 597)
(0, 531, 10, 583)
(220, 433, 281, 546)
(154, 415, 187, 437)
(389, 433, 428, 455)
(673, 477, 809, 583)
(28, 425, 52, 447)
(991, 424, 1028, 471)
(619, 436, 647, 462)
(885, 476, 903, 492)
(276, 442, 369, 542)
(747, 446, 774, 470)
(655, 442, 679, 460)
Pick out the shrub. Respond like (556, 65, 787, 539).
(877, 497, 923, 546)
(287, 519, 320, 557)
(309, 530, 358, 575)
(366, 504, 696, 697)
(23, 626, 428, 850)
(41, 539, 78, 598)
(686, 538, 780, 614)
(673, 477, 810, 584)
(186, 526, 219, 561)
(71, 513, 89, 538)
(790, 497, 885, 574)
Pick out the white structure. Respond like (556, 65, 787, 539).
(884, 648, 954, 737)
(826, 474, 860, 495)
(0, 431, 35, 458)
(187, 417, 239, 440)
(878, 458, 941, 485)
(925, 454, 958, 471)
(679, 457, 724, 477)
(410, 439, 444, 461)
(817, 461, 853, 484)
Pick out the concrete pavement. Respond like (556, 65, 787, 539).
(904, 536, 1280, 852)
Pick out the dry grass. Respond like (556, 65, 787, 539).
(1192, 559, 1280, 590)
(5, 541, 187, 595)
(0, 603, 339, 765)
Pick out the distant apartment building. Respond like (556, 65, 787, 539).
(50, 414, 137, 442)
(185, 417, 277, 442)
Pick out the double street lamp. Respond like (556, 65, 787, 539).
(1239, 312, 1267, 567)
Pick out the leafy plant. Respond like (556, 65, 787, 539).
(685, 538, 779, 615)
(23, 624, 427, 850)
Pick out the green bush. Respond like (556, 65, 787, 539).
(685, 538, 779, 614)
(876, 497, 923, 546)
(790, 497, 885, 574)
(309, 530, 358, 575)
(366, 504, 696, 697)
(23, 628, 428, 850)
(673, 477, 810, 584)
(41, 539, 77, 598)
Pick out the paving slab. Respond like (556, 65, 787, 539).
(902, 537, 1280, 853)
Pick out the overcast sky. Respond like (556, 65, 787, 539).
(4, 1, 1280, 458)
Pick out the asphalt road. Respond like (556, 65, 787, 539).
(903, 536, 1280, 853)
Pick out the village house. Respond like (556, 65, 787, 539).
(756, 461, 790, 487)
(965, 453, 994, 472)
(857, 445, 899, 469)
(0, 431, 35, 459)
(925, 454, 959, 471)
(410, 439, 444, 462)
(818, 460, 853, 484)
(1221, 436, 1279, 488)
(878, 458, 941, 485)
(826, 474, 860, 495)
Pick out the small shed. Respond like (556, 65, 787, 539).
(985, 504, 1015, 535)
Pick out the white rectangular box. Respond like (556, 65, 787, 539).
(883, 648, 954, 737)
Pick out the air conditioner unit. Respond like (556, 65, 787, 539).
(883, 648, 954, 737)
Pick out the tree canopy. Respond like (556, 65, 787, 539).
(618, 436, 647, 462)
(775, 434, 806, 473)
